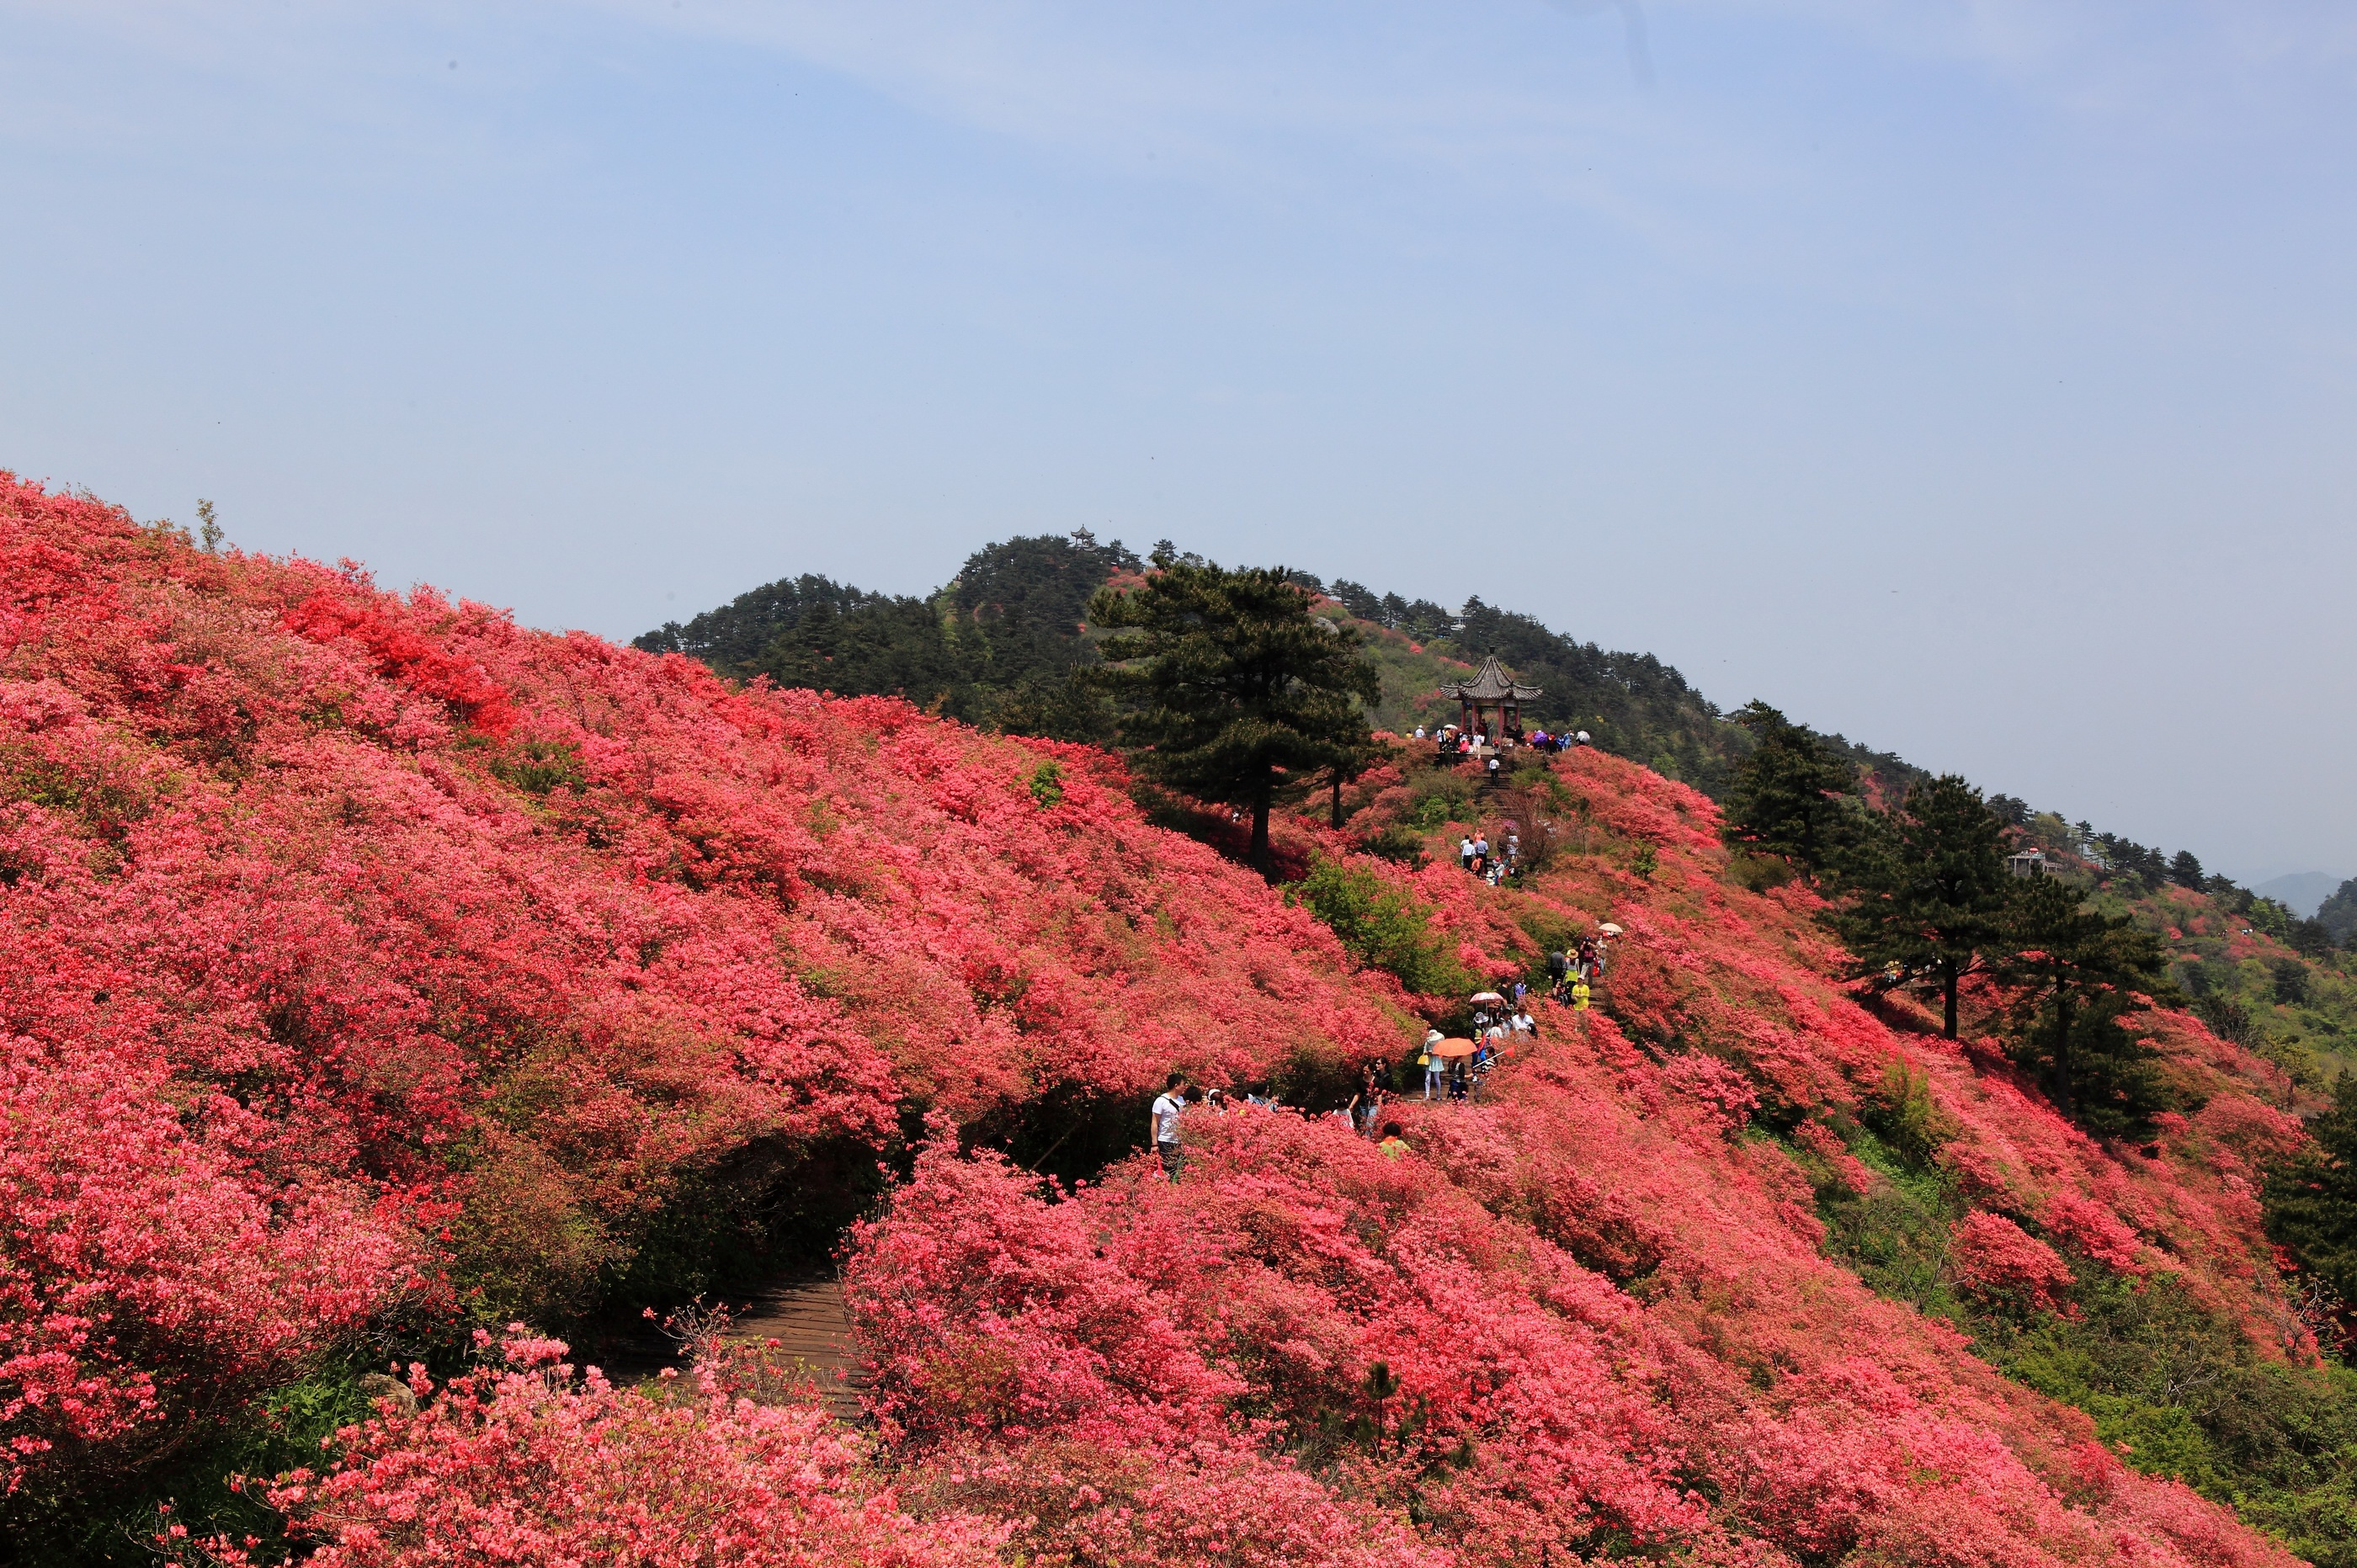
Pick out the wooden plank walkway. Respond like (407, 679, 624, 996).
(725, 1275, 870, 1423)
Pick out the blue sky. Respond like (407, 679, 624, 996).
(3, 1, 2353, 880)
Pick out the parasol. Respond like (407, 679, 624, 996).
(1469, 991, 1507, 1004)
(1598, 923, 1624, 937)
(1430, 1038, 1478, 1059)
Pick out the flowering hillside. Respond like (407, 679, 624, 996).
(0, 476, 1408, 1537)
(3, 474, 2337, 1565)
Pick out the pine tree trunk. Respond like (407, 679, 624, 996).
(1330, 774, 1344, 831)
(1250, 791, 1274, 880)
(1943, 961, 1960, 1040)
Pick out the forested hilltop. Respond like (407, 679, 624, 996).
(643, 531, 2347, 955)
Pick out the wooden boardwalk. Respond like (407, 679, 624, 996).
(725, 1275, 870, 1423)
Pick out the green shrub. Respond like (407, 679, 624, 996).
(1285, 857, 1466, 998)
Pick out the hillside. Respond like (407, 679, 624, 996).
(3, 475, 2349, 1566)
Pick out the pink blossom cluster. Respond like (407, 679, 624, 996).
(1949, 1212, 2078, 1313)
(185, 1334, 1007, 1568)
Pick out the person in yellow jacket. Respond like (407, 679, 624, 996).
(1571, 978, 1592, 1012)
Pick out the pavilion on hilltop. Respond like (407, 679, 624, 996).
(1440, 655, 1542, 744)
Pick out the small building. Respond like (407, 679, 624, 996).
(2006, 850, 2051, 879)
(1439, 655, 1542, 745)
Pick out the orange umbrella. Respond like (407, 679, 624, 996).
(1430, 1038, 1478, 1059)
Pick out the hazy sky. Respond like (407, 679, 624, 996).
(4, 2, 2352, 881)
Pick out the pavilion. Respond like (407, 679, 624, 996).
(1440, 655, 1542, 744)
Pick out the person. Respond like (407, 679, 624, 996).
(1151, 1072, 1188, 1181)
(1422, 1029, 1447, 1099)
(1205, 1087, 1229, 1114)
(1505, 830, 1519, 864)
(1459, 835, 1476, 871)
(1546, 949, 1568, 991)
(1377, 1123, 1409, 1160)
(1487, 754, 1502, 781)
(1511, 978, 1528, 1005)
(1572, 977, 1592, 1012)
(1353, 1063, 1386, 1136)
(1447, 1055, 1470, 1101)
(1574, 935, 1598, 982)
(1413, 724, 1426, 740)
(1474, 832, 1488, 862)
(1511, 1007, 1536, 1038)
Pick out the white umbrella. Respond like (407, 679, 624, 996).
(1598, 922, 1624, 937)
(1469, 991, 1507, 1004)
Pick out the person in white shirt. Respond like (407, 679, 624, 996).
(1511, 1009, 1536, 1038)
(1459, 837, 1476, 870)
(1150, 1072, 1188, 1181)
(1422, 1029, 1447, 1099)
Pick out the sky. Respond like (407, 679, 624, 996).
(3, 1, 2352, 882)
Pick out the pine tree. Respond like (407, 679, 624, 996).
(1086, 553, 1379, 878)
(1833, 774, 2011, 1039)
(1720, 701, 1863, 877)
(1992, 874, 2178, 1136)
(2266, 1071, 2357, 1309)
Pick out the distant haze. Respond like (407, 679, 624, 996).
(3, 2, 2351, 880)
(2257, 873, 2349, 922)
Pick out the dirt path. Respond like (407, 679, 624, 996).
(726, 1275, 870, 1423)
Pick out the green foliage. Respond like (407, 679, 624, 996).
(1285, 856, 1466, 998)
(1088, 553, 1379, 877)
(1719, 701, 1866, 877)
(195, 497, 222, 554)
(490, 737, 588, 796)
(1865, 1059, 1953, 1168)
(1832, 774, 2012, 1038)
(1994, 874, 2180, 1137)
(633, 533, 1138, 741)
(2268, 1072, 2357, 1311)
(1028, 759, 1066, 810)
(2324, 878, 2357, 949)
(1810, 1118, 2357, 1568)
(8, 1355, 380, 1565)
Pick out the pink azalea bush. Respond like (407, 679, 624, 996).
(0, 473, 1407, 1496)
(1949, 1211, 2077, 1313)
(184, 1333, 1006, 1568)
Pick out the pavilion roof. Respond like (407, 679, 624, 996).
(1439, 655, 1542, 703)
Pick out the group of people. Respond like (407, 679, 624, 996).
(1545, 935, 1608, 1007)
(1456, 828, 1519, 885)
(1151, 1069, 1411, 1181)
(1148, 937, 1617, 1178)
(1413, 723, 1590, 768)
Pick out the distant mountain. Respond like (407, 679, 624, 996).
(2258, 870, 2349, 920)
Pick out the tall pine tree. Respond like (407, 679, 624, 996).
(1720, 701, 1863, 877)
(1833, 774, 2011, 1039)
(1993, 874, 2178, 1136)
(1086, 554, 1379, 879)
(2266, 1071, 2357, 1310)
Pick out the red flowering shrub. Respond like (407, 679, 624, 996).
(0, 474, 1407, 1501)
(1949, 1211, 2076, 1312)
(189, 1334, 1006, 1568)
